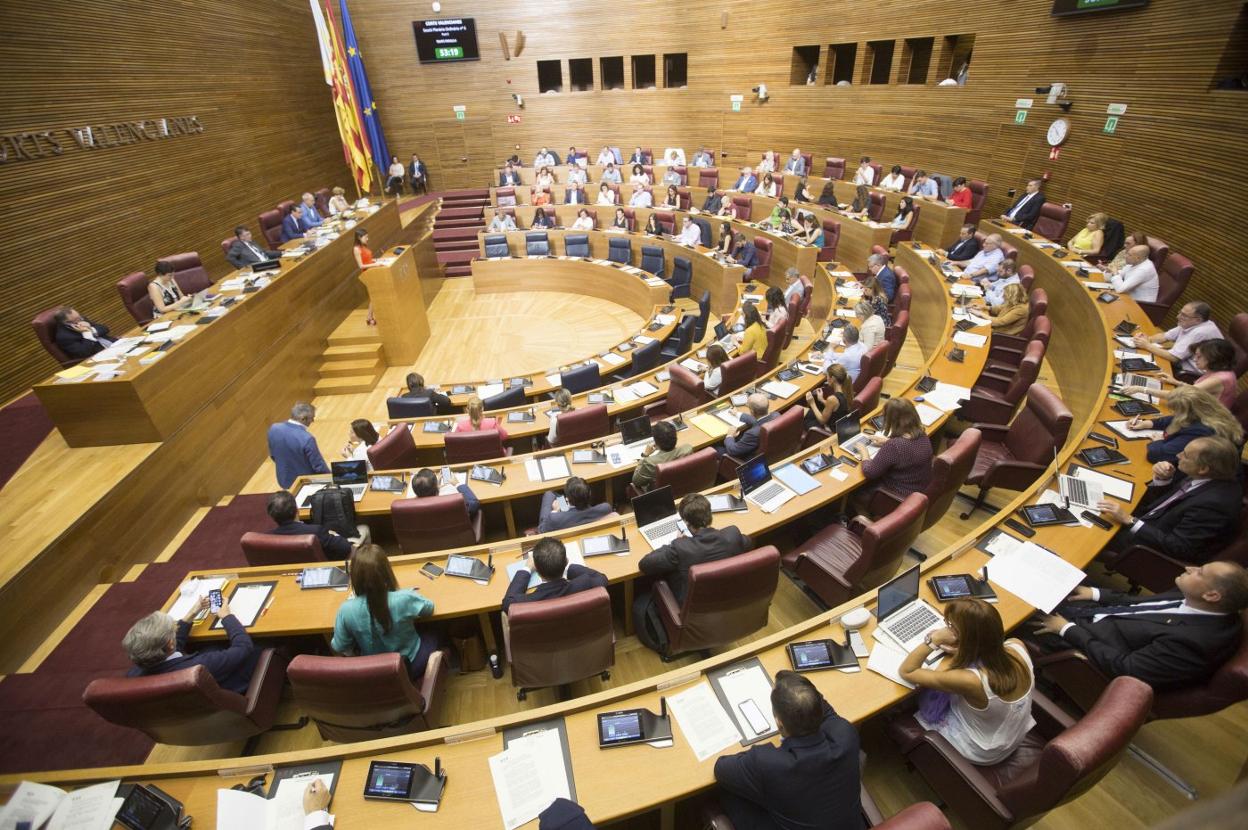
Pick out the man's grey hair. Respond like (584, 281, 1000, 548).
(785, 267, 800, 280)
(123, 612, 176, 668)
(867, 253, 887, 268)
(748, 392, 770, 417)
(291, 402, 316, 422)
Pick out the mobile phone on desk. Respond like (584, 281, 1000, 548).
(208, 589, 223, 613)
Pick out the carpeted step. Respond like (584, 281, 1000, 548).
(435, 239, 481, 253)
(443, 265, 474, 277)
(432, 227, 485, 241)
(435, 249, 478, 265)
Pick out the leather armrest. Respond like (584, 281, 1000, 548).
(973, 373, 1012, 395)
(987, 344, 1023, 365)
(644, 400, 671, 420)
(990, 332, 1028, 350)
(242, 648, 284, 723)
(972, 423, 1012, 442)
(848, 515, 872, 537)
(1032, 649, 1111, 716)
(653, 581, 683, 633)
(980, 460, 1047, 492)
(867, 488, 905, 520)
(416, 648, 449, 727)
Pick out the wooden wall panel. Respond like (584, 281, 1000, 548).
(0, 0, 352, 404)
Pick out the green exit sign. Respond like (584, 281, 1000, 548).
(436, 46, 464, 60)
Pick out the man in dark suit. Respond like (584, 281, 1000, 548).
(52, 306, 113, 359)
(866, 252, 897, 302)
(713, 671, 863, 830)
(1001, 178, 1046, 229)
(502, 537, 609, 613)
(412, 467, 480, 518)
(1032, 560, 1248, 689)
(267, 402, 329, 488)
(124, 596, 258, 694)
(633, 493, 753, 652)
(565, 187, 587, 205)
(723, 393, 778, 462)
(225, 225, 281, 269)
(1095, 437, 1244, 564)
(499, 163, 522, 186)
(280, 204, 305, 242)
(537, 477, 612, 533)
(942, 223, 981, 263)
(404, 372, 457, 415)
(408, 153, 428, 193)
(265, 490, 354, 561)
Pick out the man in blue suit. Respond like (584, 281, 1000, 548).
(267, 402, 329, 488)
(867, 252, 897, 302)
(299, 193, 324, 229)
(722, 393, 778, 462)
(537, 477, 613, 533)
(124, 596, 259, 694)
(412, 467, 480, 518)
(502, 537, 609, 613)
(280, 205, 306, 242)
(730, 166, 758, 193)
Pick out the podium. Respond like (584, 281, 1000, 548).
(359, 244, 431, 365)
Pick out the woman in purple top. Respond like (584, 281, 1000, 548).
(850, 398, 933, 515)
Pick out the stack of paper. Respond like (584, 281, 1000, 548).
(761, 379, 799, 399)
(949, 284, 983, 298)
(667, 682, 742, 761)
(478, 382, 505, 400)
(629, 380, 659, 397)
(690, 412, 732, 438)
(988, 541, 1086, 612)
(952, 331, 988, 348)
(914, 402, 944, 427)
(600, 352, 626, 367)
(866, 640, 915, 688)
(1104, 420, 1163, 440)
(606, 443, 647, 468)
(680, 358, 705, 373)
(489, 729, 572, 830)
(169, 577, 229, 620)
(922, 382, 972, 412)
(0, 779, 122, 830)
(216, 773, 335, 830)
(507, 544, 586, 589)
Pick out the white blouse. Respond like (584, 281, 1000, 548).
(880, 173, 906, 191)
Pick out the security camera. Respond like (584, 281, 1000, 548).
(752, 83, 769, 100)
(1057, 100, 1073, 112)
(512, 93, 524, 108)
(1034, 85, 1051, 95)
(1045, 83, 1067, 104)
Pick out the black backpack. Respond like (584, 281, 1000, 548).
(309, 485, 356, 537)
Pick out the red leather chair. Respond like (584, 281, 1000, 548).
(1226, 312, 1248, 377)
(83, 651, 290, 746)
(31, 308, 75, 367)
(869, 803, 951, 830)
(959, 339, 1045, 426)
(314, 188, 331, 215)
(784, 493, 929, 607)
(751, 237, 773, 282)
(892, 283, 912, 315)
(818, 219, 841, 263)
(550, 404, 609, 447)
(1032, 202, 1072, 241)
(824, 157, 846, 180)
(117, 271, 155, 324)
(494, 186, 517, 207)
(240, 531, 327, 567)
(504, 587, 614, 699)
(367, 424, 421, 470)
(157, 252, 212, 295)
(698, 168, 719, 189)
(1137, 251, 1194, 326)
(276, 199, 296, 216)
(997, 237, 1019, 262)
(884, 309, 909, 375)
(220, 237, 236, 259)
(444, 429, 510, 463)
(646, 364, 710, 420)
(621, 207, 636, 232)
(718, 405, 805, 480)
(965, 180, 988, 226)
(798, 274, 814, 319)
(1145, 236, 1170, 271)
(391, 494, 483, 553)
(754, 319, 785, 376)
(867, 429, 981, 529)
(676, 188, 692, 210)
(670, 165, 688, 185)
(258, 209, 284, 248)
(655, 546, 780, 658)
(628, 447, 719, 500)
(719, 351, 759, 396)
(654, 210, 676, 235)
(867, 192, 886, 222)
(871, 244, 892, 262)
(288, 651, 449, 741)
(890, 204, 921, 245)
(731, 196, 752, 220)
(641, 163, 654, 180)
(1018, 263, 1036, 293)
(985, 315, 1050, 374)
(782, 293, 801, 349)
(887, 677, 1153, 830)
(868, 162, 883, 183)
(898, 165, 917, 192)
(961, 384, 1072, 518)
(854, 343, 889, 395)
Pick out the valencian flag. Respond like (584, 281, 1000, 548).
(310, 0, 375, 193)
(338, 0, 390, 187)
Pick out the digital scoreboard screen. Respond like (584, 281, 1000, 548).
(413, 18, 480, 63)
(1052, 0, 1149, 15)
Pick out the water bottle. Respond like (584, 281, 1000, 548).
(489, 653, 503, 679)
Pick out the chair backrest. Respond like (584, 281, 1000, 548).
(288, 652, 435, 742)
(997, 677, 1152, 822)
(665, 364, 710, 412)
(654, 210, 676, 235)
(1145, 236, 1170, 271)
(874, 803, 951, 830)
(757, 319, 784, 373)
(922, 428, 981, 530)
(158, 252, 211, 295)
(798, 274, 814, 318)
(1154, 610, 1248, 719)
(692, 217, 713, 247)
(551, 404, 609, 447)
(818, 219, 841, 262)
(1100, 218, 1126, 262)
(782, 293, 801, 349)
(387, 396, 433, 419)
(671, 256, 692, 286)
(640, 245, 665, 276)
(997, 238, 1019, 262)
(1005, 385, 1073, 464)
(884, 309, 910, 374)
(117, 271, 154, 323)
(507, 587, 614, 690)
(484, 234, 511, 258)
(1155, 251, 1194, 311)
(367, 424, 421, 470)
(314, 188, 331, 215)
(31, 307, 74, 366)
(824, 157, 846, 179)
(698, 168, 719, 189)
(1004, 339, 1045, 404)
(220, 237, 235, 259)
(1032, 202, 1072, 241)
(852, 376, 883, 414)
(758, 405, 804, 462)
(525, 232, 550, 256)
(670, 546, 781, 654)
(483, 385, 526, 411)
(665, 316, 696, 358)
(564, 233, 590, 257)
(1230, 389, 1248, 434)
(1018, 264, 1036, 294)
(240, 531, 327, 567)
(854, 343, 889, 394)
(694, 290, 712, 340)
(258, 209, 283, 248)
(630, 337, 663, 375)
(444, 429, 506, 464)
(731, 196, 752, 220)
(720, 352, 758, 394)
(851, 493, 929, 589)
(898, 165, 917, 191)
(752, 237, 772, 267)
(607, 236, 632, 263)
(670, 165, 688, 185)
(83, 665, 253, 746)
(868, 162, 883, 182)
(966, 180, 988, 225)
(654, 447, 719, 498)
(392, 494, 477, 552)
(868, 192, 886, 221)
(1028, 287, 1048, 321)
(560, 362, 602, 394)
(893, 283, 912, 315)
(276, 199, 296, 216)
(1228, 312, 1248, 377)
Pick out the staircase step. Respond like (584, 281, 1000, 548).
(325, 310, 381, 347)
(314, 373, 381, 395)
(439, 206, 484, 219)
(435, 239, 481, 252)
(323, 342, 382, 360)
(442, 188, 491, 199)
(436, 249, 479, 265)
(443, 265, 475, 277)
(318, 356, 384, 377)
(432, 227, 485, 241)
(435, 217, 487, 229)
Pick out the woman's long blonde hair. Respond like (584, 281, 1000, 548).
(1164, 386, 1243, 444)
(465, 395, 484, 428)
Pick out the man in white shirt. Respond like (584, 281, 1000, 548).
(601, 163, 622, 184)
(1133, 301, 1222, 374)
(1000, 178, 1046, 229)
(676, 216, 702, 246)
(629, 184, 653, 208)
(662, 168, 683, 186)
(980, 258, 1020, 307)
(533, 147, 557, 167)
(784, 149, 806, 175)
(782, 267, 806, 307)
(960, 234, 1005, 281)
(692, 147, 714, 167)
(852, 157, 875, 186)
(488, 213, 516, 232)
(1110, 245, 1160, 302)
(566, 165, 587, 187)
(823, 324, 867, 383)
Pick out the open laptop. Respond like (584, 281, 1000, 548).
(619, 414, 654, 449)
(188, 290, 212, 311)
(835, 410, 873, 456)
(331, 460, 369, 501)
(632, 485, 687, 548)
(872, 565, 945, 653)
(737, 455, 795, 513)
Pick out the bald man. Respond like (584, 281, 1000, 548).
(1109, 244, 1160, 302)
(722, 393, 777, 461)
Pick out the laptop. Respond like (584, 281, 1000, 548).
(1058, 473, 1104, 512)
(331, 460, 369, 501)
(737, 455, 796, 513)
(873, 565, 945, 653)
(188, 290, 211, 311)
(632, 485, 687, 548)
(835, 411, 873, 456)
(619, 414, 654, 449)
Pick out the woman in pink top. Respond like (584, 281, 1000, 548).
(1122, 339, 1238, 410)
(454, 395, 509, 440)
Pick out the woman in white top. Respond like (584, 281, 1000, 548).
(703, 344, 730, 396)
(546, 388, 574, 445)
(629, 164, 650, 186)
(757, 150, 777, 174)
(900, 598, 1035, 765)
(342, 419, 380, 471)
(571, 209, 594, 231)
(596, 183, 617, 205)
(488, 212, 516, 232)
(716, 199, 736, 218)
(756, 173, 778, 199)
(534, 167, 555, 189)
(596, 147, 615, 167)
(880, 165, 906, 191)
(385, 156, 404, 192)
(148, 260, 191, 315)
(764, 287, 789, 329)
(328, 186, 351, 215)
(855, 300, 886, 349)
(853, 156, 875, 186)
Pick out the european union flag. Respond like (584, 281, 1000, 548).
(339, 0, 389, 179)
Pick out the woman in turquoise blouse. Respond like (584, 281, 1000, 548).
(332, 544, 437, 679)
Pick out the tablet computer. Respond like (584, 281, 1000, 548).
(1020, 503, 1077, 527)
(929, 574, 997, 602)
(1077, 446, 1129, 467)
(786, 639, 858, 672)
(362, 760, 445, 804)
(597, 710, 647, 747)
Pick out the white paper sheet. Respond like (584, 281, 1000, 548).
(629, 380, 659, 397)
(922, 383, 972, 412)
(168, 577, 228, 621)
(952, 331, 987, 348)
(1104, 420, 1164, 440)
(269, 775, 335, 830)
(478, 382, 505, 400)
(216, 582, 271, 627)
(216, 789, 273, 830)
(680, 358, 705, 373)
(606, 442, 647, 468)
(489, 729, 571, 830)
(716, 666, 778, 738)
(47, 780, 121, 830)
(667, 682, 742, 761)
(539, 455, 571, 481)
(0, 780, 65, 830)
(914, 402, 943, 427)
(829, 466, 850, 481)
(1068, 465, 1134, 501)
(865, 640, 916, 689)
(984, 532, 1027, 558)
(988, 542, 1086, 613)
(600, 352, 626, 366)
(760, 380, 799, 398)
(523, 459, 541, 481)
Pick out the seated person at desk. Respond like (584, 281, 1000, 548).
(455, 395, 509, 441)
(792, 176, 811, 203)
(948, 176, 973, 209)
(412, 467, 481, 518)
(908, 170, 939, 199)
(799, 213, 824, 247)
(530, 209, 555, 229)
(268, 402, 330, 488)
(703, 343, 730, 397)
(595, 146, 616, 166)
(729, 166, 758, 193)
(765, 286, 789, 329)
(534, 167, 556, 189)
(601, 162, 622, 184)
(405, 372, 457, 415)
(899, 599, 1036, 766)
(149, 259, 192, 315)
(630, 184, 653, 208)
(848, 184, 871, 215)
(280, 204, 305, 242)
(1104, 231, 1148, 275)
(596, 183, 617, 205)
(805, 363, 853, 431)
(535, 477, 613, 535)
(983, 283, 1029, 336)
(1133, 387, 1244, 466)
(629, 164, 650, 186)
(571, 208, 594, 231)
(784, 148, 806, 175)
(817, 180, 839, 208)
(730, 233, 759, 276)
(1031, 560, 1248, 690)
(504, 537, 609, 614)
(1068, 212, 1107, 256)
(533, 147, 557, 168)
(665, 148, 686, 166)
(643, 213, 664, 236)
(853, 156, 875, 186)
(958, 233, 1004, 282)
(1122, 339, 1239, 410)
(342, 419, 379, 468)
(1093, 436, 1243, 564)
(1131, 301, 1223, 377)
(722, 393, 778, 462)
(327, 186, 351, 215)
(979, 257, 1020, 307)
(715, 198, 736, 219)
(265, 489, 356, 561)
(866, 252, 898, 302)
(890, 196, 917, 232)
(299, 192, 324, 229)
(629, 146, 647, 165)
(385, 156, 404, 193)
(713, 670, 862, 830)
(757, 150, 777, 174)
(756, 172, 779, 198)
(880, 165, 906, 191)
(611, 207, 630, 230)
(735, 301, 768, 358)
(566, 164, 588, 187)
(633, 420, 694, 494)
(499, 163, 521, 186)
(634, 493, 753, 652)
(52, 306, 114, 359)
(488, 212, 517, 232)
(565, 146, 581, 165)
(676, 215, 702, 246)
(714, 222, 734, 255)
(1000, 178, 1046, 229)
(765, 195, 791, 227)
(333, 544, 438, 680)
(941, 223, 981, 262)
(504, 151, 521, 167)
(124, 596, 258, 694)
(821, 323, 867, 383)
(848, 397, 933, 514)
(662, 166, 682, 187)
(226, 225, 281, 269)
(783, 267, 807, 306)
(691, 147, 714, 167)
(660, 184, 681, 208)
(861, 276, 891, 326)
(855, 300, 885, 348)
(565, 186, 588, 206)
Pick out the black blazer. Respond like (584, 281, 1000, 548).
(405, 387, 457, 415)
(270, 520, 353, 561)
(226, 238, 280, 269)
(499, 171, 521, 186)
(713, 698, 864, 830)
(54, 320, 111, 359)
(1129, 476, 1243, 563)
(408, 161, 426, 181)
(724, 412, 779, 461)
(1005, 191, 1045, 229)
(1061, 589, 1242, 689)
(639, 526, 753, 604)
(501, 563, 608, 613)
(127, 615, 257, 694)
(945, 236, 981, 262)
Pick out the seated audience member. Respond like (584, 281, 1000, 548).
(124, 597, 259, 694)
(723, 393, 777, 462)
(596, 183, 617, 206)
(488, 212, 517, 233)
(629, 146, 646, 165)
(504, 151, 521, 167)
(530, 208, 554, 229)
(980, 258, 1020, 307)
(959, 233, 1005, 282)
(268, 402, 329, 488)
(595, 146, 616, 167)
(849, 397, 933, 513)
(900, 599, 1035, 765)
(1068, 212, 1107, 256)
(1105, 231, 1149, 275)
(731, 233, 761, 278)
(817, 180, 839, 208)
(765, 286, 789, 329)
(327, 186, 351, 215)
(633, 420, 694, 493)
(735, 301, 768, 358)
(792, 176, 812, 203)
(730, 166, 758, 193)
(53, 306, 114, 359)
(880, 165, 906, 191)
(410, 154, 430, 190)
(633, 494, 753, 651)
(1113, 243, 1158, 300)
(299, 192, 324, 228)
(341, 418, 380, 468)
(629, 164, 650, 186)
(533, 146, 557, 168)
(713, 671, 862, 830)
(861, 277, 891, 326)
(784, 148, 807, 176)
(1031, 560, 1248, 689)
(665, 148, 686, 166)
(984, 283, 1029, 336)
(677, 216, 702, 246)
(757, 150, 778, 174)
(536, 477, 613, 535)
(601, 162, 622, 184)
(1124, 339, 1238, 410)
(149, 259, 191, 314)
(756, 173, 779, 199)
(866, 252, 898, 302)
(942, 223, 981, 262)
(565, 186, 588, 206)
(852, 156, 875, 186)
(661, 184, 681, 208)
(766, 196, 792, 227)
(280, 204, 305, 242)
(226, 225, 281, 269)
(703, 343, 731, 396)
(714, 222, 734, 255)
(848, 184, 872, 215)
(691, 147, 714, 167)
(385, 156, 404, 194)
(890, 196, 916, 231)
(662, 166, 682, 187)
(800, 213, 825, 247)
(716, 198, 737, 219)
(534, 167, 556, 189)
(783, 267, 807, 307)
(611, 207, 630, 230)
(566, 164, 587, 187)
(571, 208, 594, 231)
(404, 372, 456, 415)
(454, 395, 509, 441)
(644, 213, 664, 237)
(1132, 301, 1223, 376)
(629, 184, 653, 208)
(1000, 178, 1046, 229)
(1094, 436, 1244, 564)
(503, 537, 610, 613)
(1135, 386, 1243, 466)
(908, 170, 938, 199)
(498, 163, 521, 186)
(805, 364, 853, 431)
(948, 176, 973, 209)
(265, 489, 355, 560)
(702, 189, 725, 214)
(333, 544, 438, 680)
(565, 146, 580, 165)
(855, 300, 885, 349)
(412, 466, 480, 518)
(823, 323, 867, 383)
(545, 387, 575, 446)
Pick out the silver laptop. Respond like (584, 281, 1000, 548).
(331, 460, 368, 501)
(737, 456, 795, 513)
(1058, 474, 1103, 512)
(873, 565, 945, 652)
(632, 486, 687, 548)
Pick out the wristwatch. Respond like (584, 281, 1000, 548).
(923, 632, 936, 648)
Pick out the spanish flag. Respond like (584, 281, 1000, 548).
(311, 0, 375, 194)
